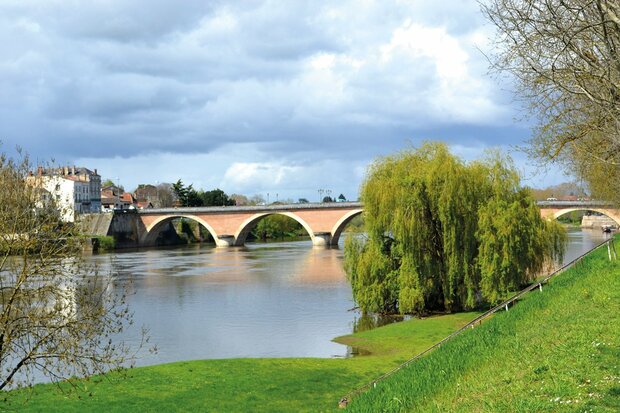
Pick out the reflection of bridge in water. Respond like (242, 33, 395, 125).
(112, 200, 618, 249)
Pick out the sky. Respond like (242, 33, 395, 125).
(0, 0, 569, 201)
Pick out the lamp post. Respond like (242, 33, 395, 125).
(115, 177, 120, 210)
(267, 192, 270, 204)
(155, 180, 159, 208)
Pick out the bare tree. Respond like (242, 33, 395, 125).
(156, 183, 176, 208)
(482, 0, 620, 200)
(0, 150, 142, 392)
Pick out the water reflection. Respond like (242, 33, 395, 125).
(351, 312, 410, 334)
(84, 228, 606, 366)
(90, 241, 356, 365)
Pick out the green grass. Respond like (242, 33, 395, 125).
(346, 243, 620, 412)
(93, 235, 115, 252)
(3, 313, 479, 412)
(5, 243, 619, 412)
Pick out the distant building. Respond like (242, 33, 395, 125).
(27, 166, 102, 222)
(136, 201, 153, 209)
(134, 184, 159, 206)
(101, 185, 137, 211)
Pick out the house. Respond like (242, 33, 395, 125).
(136, 201, 153, 209)
(101, 186, 138, 211)
(27, 166, 102, 222)
(134, 184, 159, 206)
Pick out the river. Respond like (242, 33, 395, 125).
(88, 227, 608, 366)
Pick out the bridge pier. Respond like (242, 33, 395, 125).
(312, 232, 332, 247)
(215, 235, 235, 248)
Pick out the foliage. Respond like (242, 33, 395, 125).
(200, 189, 235, 207)
(250, 215, 307, 241)
(94, 235, 116, 252)
(345, 143, 566, 314)
(0, 150, 140, 392)
(482, 0, 620, 203)
(527, 182, 588, 201)
(171, 181, 234, 207)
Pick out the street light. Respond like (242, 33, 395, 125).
(155, 180, 159, 208)
(115, 177, 120, 210)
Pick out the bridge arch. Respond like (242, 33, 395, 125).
(551, 208, 620, 227)
(329, 209, 364, 246)
(233, 212, 315, 246)
(141, 214, 221, 246)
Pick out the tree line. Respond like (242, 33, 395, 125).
(171, 179, 235, 207)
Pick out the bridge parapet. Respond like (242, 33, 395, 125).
(536, 200, 613, 208)
(138, 202, 362, 215)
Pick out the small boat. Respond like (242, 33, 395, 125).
(602, 225, 613, 233)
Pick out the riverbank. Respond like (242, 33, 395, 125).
(4, 313, 479, 412)
(6, 238, 618, 412)
(345, 239, 620, 412)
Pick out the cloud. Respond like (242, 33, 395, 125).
(0, 0, 556, 197)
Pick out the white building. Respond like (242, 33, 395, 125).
(27, 166, 102, 222)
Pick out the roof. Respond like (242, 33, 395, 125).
(136, 201, 153, 209)
(120, 192, 136, 203)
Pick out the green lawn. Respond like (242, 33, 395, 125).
(346, 243, 620, 412)
(5, 243, 619, 412)
(4, 312, 479, 412)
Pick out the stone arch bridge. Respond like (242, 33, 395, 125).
(537, 200, 620, 225)
(104, 200, 618, 249)
(135, 202, 363, 247)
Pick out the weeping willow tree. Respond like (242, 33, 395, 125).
(345, 143, 566, 315)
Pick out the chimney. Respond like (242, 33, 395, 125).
(94, 168, 98, 175)
(72, 165, 76, 175)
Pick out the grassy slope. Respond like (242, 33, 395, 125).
(7, 244, 618, 412)
(4, 314, 478, 412)
(347, 243, 620, 412)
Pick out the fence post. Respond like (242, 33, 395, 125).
(538, 284, 543, 292)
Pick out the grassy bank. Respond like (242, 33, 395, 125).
(4, 313, 479, 412)
(346, 242, 620, 412)
(6, 243, 618, 412)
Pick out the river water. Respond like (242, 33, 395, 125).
(89, 227, 608, 366)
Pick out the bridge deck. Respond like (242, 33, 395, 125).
(138, 202, 363, 215)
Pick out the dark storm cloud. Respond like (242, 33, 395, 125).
(0, 0, 520, 173)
